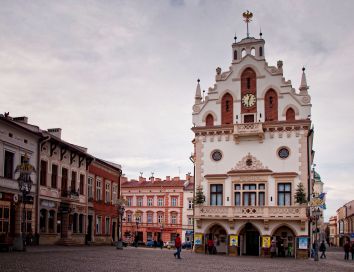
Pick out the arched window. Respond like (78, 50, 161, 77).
(265, 89, 278, 121)
(286, 108, 295, 121)
(259, 46, 263, 57)
(221, 93, 233, 125)
(241, 49, 246, 58)
(40, 209, 47, 233)
(206, 114, 214, 127)
(251, 48, 256, 56)
(241, 68, 257, 114)
(233, 50, 237, 60)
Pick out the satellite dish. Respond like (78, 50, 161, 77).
(13, 194, 19, 203)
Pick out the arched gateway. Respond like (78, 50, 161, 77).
(271, 225, 296, 257)
(206, 224, 228, 254)
(239, 223, 260, 256)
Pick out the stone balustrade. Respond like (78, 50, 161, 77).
(195, 205, 307, 220)
(233, 123, 264, 143)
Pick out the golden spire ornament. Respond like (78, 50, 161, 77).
(243, 10, 253, 38)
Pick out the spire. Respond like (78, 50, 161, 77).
(194, 79, 202, 104)
(299, 67, 309, 95)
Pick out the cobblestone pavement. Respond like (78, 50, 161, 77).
(0, 246, 353, 272)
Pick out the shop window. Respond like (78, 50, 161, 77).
(48, 210, 55, 233)
(40, 209, 47, 233)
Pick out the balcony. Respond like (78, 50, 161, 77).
(195, 205, 307, 220)
(233, 123, 264, 143)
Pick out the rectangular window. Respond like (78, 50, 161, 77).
(259, 192, 265, 206)
(79, 174, 84, 195)
(105, 217, 110, 235)
(158, 198, 164, 207)
(96, 178, 102, 201)
(171, 197, 177, 207)
(71, 171, 76, 192)
(147, 232, 153, 241)
(157, 214, 163, 223)
(188, 217, 193, 225)
(234, 184, 241, 190)
(4, 151, 14, 179)
(171, 214, 177, 224)
(51, 164, 58, 188)
(243, 192, 256, 206)
(127, 213, 132, 223)
(105, 182, 111, 204)
(96, 216, 102, 234)
(40, 160, 47, 186)
(61, 168, 68, 195)
(188, 200, 193, 209)
(137, 197, 143, 207)
(259, 184, 265, 190)
(147, 198, 153, 206)
(234, 192, 241, 206)
(147, 213, 153, 223)
(278, 183, 291, 206)
(112, 184, 118, 203)
(243, 184, 256, 190)
(88, 177, 93, 199)
(210, 184, 223, 206)
(126, 197, 132, 207)
(135, 215, 141, 223)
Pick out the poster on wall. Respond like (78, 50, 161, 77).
(194, 233, 203, 245)
(298, 237, 308, 249)
(229, 235, 238, 246)
(262, 236, 271, 248)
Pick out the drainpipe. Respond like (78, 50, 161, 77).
(307, 127, 314, 247)
(36, 136, 50, 236)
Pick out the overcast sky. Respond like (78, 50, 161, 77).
(1, 0, 353, 220)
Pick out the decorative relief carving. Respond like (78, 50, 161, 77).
(232, 153, 268, 171)
(302, 95, 311, 104)
(193, 105, 200, 113)
(233, 176, 266, 182)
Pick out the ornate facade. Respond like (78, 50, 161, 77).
(191, 14, 314, 258)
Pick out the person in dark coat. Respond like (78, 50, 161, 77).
(350, 242, 354, 260)
(344, 240, 350, 260)
(319, 240, 326, 259)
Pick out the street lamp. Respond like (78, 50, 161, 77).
(15, 154, 36, 251)
(160, 223, 164, 247)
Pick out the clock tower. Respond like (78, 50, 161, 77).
(191, 12, 314, 258)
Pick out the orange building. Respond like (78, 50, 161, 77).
(121, 176, 186, 245)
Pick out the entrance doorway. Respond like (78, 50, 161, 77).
(239, 223, 260, 256)
(272, 225, 295, 257)
(112, 222, 116, 241)
(87, 215, 93, 242)
(207, 224, 228, 254)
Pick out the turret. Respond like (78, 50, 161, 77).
(194, 79, 202, 104)
(299, 67, 309, 95)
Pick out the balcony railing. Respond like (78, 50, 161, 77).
(195, 205, 307, 220)
(233, 123, 264, 143)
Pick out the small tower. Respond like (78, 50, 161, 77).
(299, 67, 309, 95)
(194, 79, 202, 104)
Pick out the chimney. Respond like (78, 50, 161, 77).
(155, 178, 161, 182)
(13, 116, 28, 124)
(166, 176, 170, 181)
(139, 176, 145, 183)
(173, 177, 180, 181)
(48, 128, 62, 139)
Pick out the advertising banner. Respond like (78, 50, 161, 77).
(298, 237, 308, 249)
(229, 235, 238, 246)
(194, 233, 203, 245)
(262, 236, 271, 248)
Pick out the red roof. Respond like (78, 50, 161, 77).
(121, 179, 185, 188)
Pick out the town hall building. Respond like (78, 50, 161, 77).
(192, 12, 314, 258)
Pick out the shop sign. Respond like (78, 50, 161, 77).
(229, 235, 238, 246)
(262, 236, 271, 248)
(194, 233, 203, 245)
(298, 237, 308, 249)
(350, 233, 354, 241)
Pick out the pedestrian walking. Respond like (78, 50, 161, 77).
(173, 234, 182, 259)
(344, 240, 350, 260)
(319, 240, 326, 259)
(207, 237, 214, 254)
(350, 242, 354, 260)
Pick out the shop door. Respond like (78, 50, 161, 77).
(87, 215, 93, 242)
(112, 222, 116, 241)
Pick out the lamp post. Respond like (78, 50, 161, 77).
(160, 223, 164, 247)
(312, 207, 321, 261)
(15, 154, 35, 251)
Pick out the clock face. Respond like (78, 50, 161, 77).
(242, 93, 256, 108)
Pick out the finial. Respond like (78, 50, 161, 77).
(259, 27, 262, 38)
(197, 78, 200, 83)
(234, 33, 237, 43)
(242, 10, 253, 38)
(302, 67, 305, 72)
(299, 66, 309, 95)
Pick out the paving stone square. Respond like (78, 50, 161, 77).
(1, 246, 353, 272)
